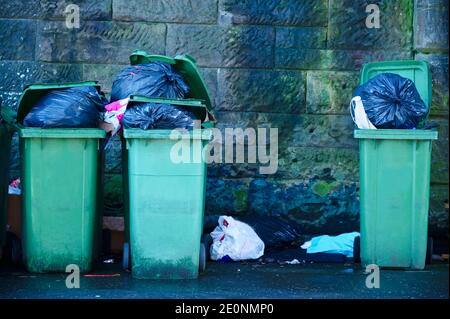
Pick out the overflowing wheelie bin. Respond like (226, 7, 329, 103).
(121, 51, 214, 279)
(14, 82, 106, 273)
(355, 60, 438, 269)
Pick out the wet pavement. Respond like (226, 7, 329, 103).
(0, 261, 448, 299)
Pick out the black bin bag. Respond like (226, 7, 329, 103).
(110, 62, 189, 102)
(23, 86, 108, 128)
(122, 103, 195, 130)
(353, 73, 428, 129)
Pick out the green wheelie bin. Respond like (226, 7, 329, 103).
(354, 60, 438, 270)
(14, 82, 106, 273)
(122, 51, 215, 279)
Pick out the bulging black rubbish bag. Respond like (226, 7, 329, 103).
(110, 62, 189, 102)
(23, 86, 108, 128)
(353, 73, 428, 129)
(238, 215, 302, 251)
(122, 103, 195, 130)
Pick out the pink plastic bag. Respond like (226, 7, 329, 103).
(103, 98, 129, 136)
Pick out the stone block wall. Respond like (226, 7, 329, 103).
(0, 0, 447, 236)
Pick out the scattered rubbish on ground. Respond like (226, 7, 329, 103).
(103, 259, 115, 264)
(210, 216, 265, 261)
(261, 249, 350, 265)
(122, 102, 195, 130)
(111, 62, 189, 102)
(284, 259, 301, 265)
(301, 232, 360, 258)
(23, 86, 108, 128)
(8, 178, 20, 195)
(352, 73, 427, 129)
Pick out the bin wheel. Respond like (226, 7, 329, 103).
(122, 242, 130, 271)
(426, 237, 433, 265)
(199, 243, 206, 273)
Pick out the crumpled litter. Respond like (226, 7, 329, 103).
(284, 259, 301, 265)
(101, 98, 129, 136)
(301, 232, 360, 258)
(210, 216, 265, 261)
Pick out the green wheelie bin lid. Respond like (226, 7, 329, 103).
(356, 60, 434, 134)
(360, 60, 431, 108)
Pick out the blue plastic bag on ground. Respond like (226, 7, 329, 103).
(122, 102, 195, 130)
(23, 86, 108, 128)
(353, 73, 428, 129)
(110, 62, 189, 102)
(301, 232, 360, 258)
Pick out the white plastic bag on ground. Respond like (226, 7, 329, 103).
(210, 216, 265, 261)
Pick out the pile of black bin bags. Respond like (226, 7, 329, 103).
(24, 62, 194, 130)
